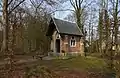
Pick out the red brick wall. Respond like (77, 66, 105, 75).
(61, 35, 81, 53)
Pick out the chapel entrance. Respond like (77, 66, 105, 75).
(56, 39, 60, 53)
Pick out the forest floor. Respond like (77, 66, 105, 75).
(0, 55, 36, 65)
(0, 55, 113, 78)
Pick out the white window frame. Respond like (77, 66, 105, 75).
(70, 36, 76, 47)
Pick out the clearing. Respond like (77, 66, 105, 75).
(0, 55, 112, 78)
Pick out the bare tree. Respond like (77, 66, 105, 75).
(69, 0, 95, 56)
(1, 0, 25, 77)
(109, 0, 120, 77)
(69, 0, 94, 33)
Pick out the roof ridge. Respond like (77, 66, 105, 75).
(53, 17, 76, 24)
(51, 17, 60, 33)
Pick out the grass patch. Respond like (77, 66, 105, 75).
(39, 56, 107, 71)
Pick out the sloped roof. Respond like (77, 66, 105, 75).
(52, 18, 83, 36)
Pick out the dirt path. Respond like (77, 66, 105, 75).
(0, 58, 37, 65)
(0, 55, 54, 65)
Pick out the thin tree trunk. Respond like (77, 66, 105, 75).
(114, 0, 118, 54)
(2, 1, 11, 77)
(98, 10, 103, 57)
(1, 0, 9, 53)
(28, 39, 32, 52)
(104, 9, 109, 56)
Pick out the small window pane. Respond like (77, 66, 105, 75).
(70, 37, 76, 47)
(73, 40, 75, 45)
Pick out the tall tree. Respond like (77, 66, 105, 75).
(98, 9, 103, 56)
(22, 0, 56, 55)
(69, 0, 94, 56)
(109, 0, 120, 77)
(69, 0, 93, 33)
(1, 0, 25, 77)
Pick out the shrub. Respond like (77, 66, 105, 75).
(25, 66, 58, 78)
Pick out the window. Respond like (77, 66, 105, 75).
(70, 36, 76, 47)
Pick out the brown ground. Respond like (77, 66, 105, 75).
(0, 55, 110, 78)
(0, 69, 107, 78)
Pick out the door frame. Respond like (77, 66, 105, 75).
(55, 39, 60, 53)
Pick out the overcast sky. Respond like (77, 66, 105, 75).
(54, 0, 98, 20)
(54, 1, 73, 19)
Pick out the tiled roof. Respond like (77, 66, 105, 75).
(52, 18, 83, 36)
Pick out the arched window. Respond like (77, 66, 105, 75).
(70, 36, 76, 47)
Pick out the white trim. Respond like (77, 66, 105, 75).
(64, 42, 68, 44)
(56, 34, 61, 39)
(52, 17, 60, 33)
(70, 36, 76, 47)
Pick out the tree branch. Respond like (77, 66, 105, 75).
(81, 0, 95, 14)
(117, 10, 120, 14)
(83, 0, 95, 9)
(30, 0, 36, 8)
(7, 0, 14, 7)
(110, 0, 115, 11)
(8, 0, 25, 15)
(70, 0, 77, 11)
(49, 9, 75, 15)
(36, 0, 44, 8)
(79, 0, 83, 9)
(109, 9, 114, 17)
(80, 0, 84, 4)
(30, 0, 44, 8)
(75, 0, 79, 9)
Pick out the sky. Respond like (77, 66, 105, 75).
(54, 1, 73, 20)
(1, 0, 119, 39)
(0, 0, 96, 19)
(53, 0, 99, 39)
(0, 0, 98, 38)
(53, 0, 98, 20)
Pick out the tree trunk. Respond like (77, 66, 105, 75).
(35, 39, 40, 51)
(98, 10, 103, 57)
(104, 9, 110, 56)
(114, 0, 119, 54)
(28, 39, 32, 52)
(2, 1, 15, 78)
(1, 0, 9, 53)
